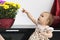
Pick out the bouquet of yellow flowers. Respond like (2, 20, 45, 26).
(0, 1, 21, 18)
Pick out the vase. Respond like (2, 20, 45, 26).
(0, 18, 15, 29)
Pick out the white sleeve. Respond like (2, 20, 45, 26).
(47, 27, 54, 32)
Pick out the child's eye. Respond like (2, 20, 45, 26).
(40, 14, 44, 17)
(41, 15, 44, 17)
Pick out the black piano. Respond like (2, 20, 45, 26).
(0, 25, 60, 40)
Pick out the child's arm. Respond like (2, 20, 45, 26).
(41, 30, 53, 38)
(0, 35, 5, 40)
(41, 27, 54, 38)
(22, 8, 37, 25)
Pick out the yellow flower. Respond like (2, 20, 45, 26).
(16, 4, 21, 8)
(0, 4, 3, 6)
(3, 5, 9, 9)
(9, 2, 14, 5)
(4, 2, 14, 5)
(12, 4, 16, 7)
(4, 2, 10, 4)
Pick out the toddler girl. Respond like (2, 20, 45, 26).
(22, 9, 54, 40)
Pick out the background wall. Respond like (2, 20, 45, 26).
(6, 0, 54, 25)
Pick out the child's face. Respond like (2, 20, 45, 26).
(38, 12, 50, 25)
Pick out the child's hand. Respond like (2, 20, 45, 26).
(21, 8, 28, 14)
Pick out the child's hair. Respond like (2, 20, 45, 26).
(48, 13, 54, 26)
(43, 12, 54, 26)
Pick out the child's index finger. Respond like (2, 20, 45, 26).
(20, 8, 25, 13)
(22, 8, 25, 13)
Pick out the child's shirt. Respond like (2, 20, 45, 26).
(29, 24, 54, 40)
(36, 24, 54, 33)
(35, 24, 54, 40)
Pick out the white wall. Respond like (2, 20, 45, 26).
(6, 0, 54, 25)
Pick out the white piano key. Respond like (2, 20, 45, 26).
(6, 30, 19, 32)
